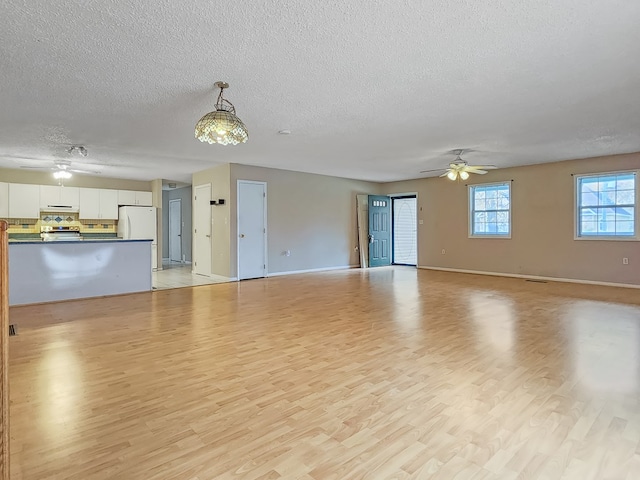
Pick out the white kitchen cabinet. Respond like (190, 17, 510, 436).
(9, 183, 40, 219)
(100, 189, 119, 219)
(118, 190, 153, 206)
(79, 188, 118, 220)
(117, 189, 136, 206)
(0, 182, 8, 218)
(39, 185, 80, 210)
(136, 191, 153, 206)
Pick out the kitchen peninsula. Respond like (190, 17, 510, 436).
(9, 238, 152, 306)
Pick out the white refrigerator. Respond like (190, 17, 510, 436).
(117, 206, 158, 270)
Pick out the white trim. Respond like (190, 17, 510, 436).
(237, 180, 268, 280)
(168, 197, 182, 262)
(418, 265, 640, 289)
(193, 183, 212, 277)
(267, 265, 359, 277)
(387, 191, 418, 198)
(468, 182, 512, 239)
(574, 170, 638, 241)
(574, 236, 638, 242)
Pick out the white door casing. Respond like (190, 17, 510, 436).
(193, 184, 211, 276)
(237, 180, 267, 280)
(169, 198, 182, 262)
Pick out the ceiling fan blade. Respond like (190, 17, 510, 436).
(466, 169, 488, 174)
(420, 168, 446, 173)
(69, 168, 101, 174)
(439, 171, 451, 177)
(19, 165, 54, 171)
(468, 165, 497, 170)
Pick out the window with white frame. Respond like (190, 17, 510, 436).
(469, 182, 511, 237)
(576, 172, 636, 238)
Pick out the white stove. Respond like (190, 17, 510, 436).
(40, 225, 83, 241)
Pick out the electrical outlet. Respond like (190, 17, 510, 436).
(419, 219, 424, 224)
(441, 249, 446, 255)
(623, 257, 629, 265)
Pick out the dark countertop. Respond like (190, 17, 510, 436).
(9, 238, 153, 245)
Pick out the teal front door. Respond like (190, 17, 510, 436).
(368, 195, 391, 267)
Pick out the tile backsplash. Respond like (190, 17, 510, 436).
(3, 212, 116, 235)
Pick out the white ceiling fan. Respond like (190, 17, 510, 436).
(19, 159, 101, 176)
(421, 149, 497, 180)
(15, 144, 101, 179)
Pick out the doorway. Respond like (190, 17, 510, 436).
(193, 184, 211, 276)
(392, 196, 417, 266)
(237, 180, 267, 280)
(168, 198, 182, 263)
(368, 195, 391, 267)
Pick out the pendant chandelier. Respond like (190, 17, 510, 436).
(195, 81, 248, 146)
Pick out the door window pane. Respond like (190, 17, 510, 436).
(392, 197, 417, 265)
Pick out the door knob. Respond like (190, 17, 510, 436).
(206, 234, 211, 238)
(368, 234, 374, 243)
(239, 234, 245, 238)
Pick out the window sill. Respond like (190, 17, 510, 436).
(574, 236, 638, 242)
(469, 234, 511, 239)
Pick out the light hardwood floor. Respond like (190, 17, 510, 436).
(8, 267, 640, 479)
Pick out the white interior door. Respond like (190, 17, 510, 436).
(169, 199, 182, 262)
(194, 184, 211, 276)
(237, 181, 266, 280)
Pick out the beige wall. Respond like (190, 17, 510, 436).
(230, 164, 381, 277)
(192, 164, 232, 277)
(382, 152, 640, 286)
(193, 163, 381, 278)
(0, 167, 151, 190)
(151, 179, 163, 270)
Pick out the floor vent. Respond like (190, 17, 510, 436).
(525, 279, 548, 283)
(9, 324, 16, 336)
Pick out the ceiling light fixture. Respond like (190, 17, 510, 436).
(195, 81, 248, 146)
(421, 150, 498, 181)
(53, 170, 72, 179)
(68, 145, 87, 157)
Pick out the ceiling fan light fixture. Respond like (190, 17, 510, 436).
(447, 171, 458, 181)
(459, 171, 470, 180)
(53, 170, 72, 179)
(195, 81, 248, 146)
(68, 145, 88, 157)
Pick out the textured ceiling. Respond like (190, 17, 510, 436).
(1, 0, 639, 183)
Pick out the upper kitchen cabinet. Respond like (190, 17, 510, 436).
(79, 188, 118, 220)
(40, 185, 80, 210)
(9, 183, 40, 218)
(0, 182, 8, 218)
(118, 190, 153, 206)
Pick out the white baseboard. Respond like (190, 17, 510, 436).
(267, 265, 359, 278)
(419, 265, 640, 289)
